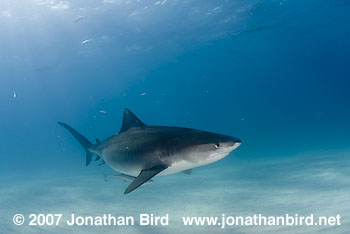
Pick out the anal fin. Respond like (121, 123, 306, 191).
(183, 169, 192, 175)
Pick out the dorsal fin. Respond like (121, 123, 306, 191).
(119, 108, 145, 133)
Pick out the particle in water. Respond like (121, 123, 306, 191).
(81, 39, 91, 45)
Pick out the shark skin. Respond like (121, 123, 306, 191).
(58, 108, 242, 194)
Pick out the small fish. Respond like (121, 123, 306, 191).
(99, 110, 107, 114)
(13, 91, 16, 99)
(140, 92, 147, 96)
(81, 39, 90, 45)
(73, 16, 84, 22)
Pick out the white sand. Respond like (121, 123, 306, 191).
(1, 150, 349, 233)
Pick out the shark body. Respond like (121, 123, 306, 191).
(58, 108, 241, 194)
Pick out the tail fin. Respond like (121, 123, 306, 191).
(58, 122, 93, 166)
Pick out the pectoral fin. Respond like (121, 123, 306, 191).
(124, 165, 167, 194)
(104, 174, 154, 184)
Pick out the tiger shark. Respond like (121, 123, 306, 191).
(58, 108, 241, 194)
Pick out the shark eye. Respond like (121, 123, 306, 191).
(214, 143, 220, 149)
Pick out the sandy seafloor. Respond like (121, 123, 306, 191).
(2, 149, 349, 234)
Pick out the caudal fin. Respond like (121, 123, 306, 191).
(58, 122, 93, 166)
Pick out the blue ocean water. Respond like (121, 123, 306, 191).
(1, 0, 349, 233)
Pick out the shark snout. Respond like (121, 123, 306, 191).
(224, 136, 242, 145)
(222, 136, 242, 151)
(233, 141, 241, 150)
(233, 136, 242, 144)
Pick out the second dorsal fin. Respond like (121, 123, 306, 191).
(119, 108, 145, 133)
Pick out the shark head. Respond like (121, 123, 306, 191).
(174, 130, 242, 166)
